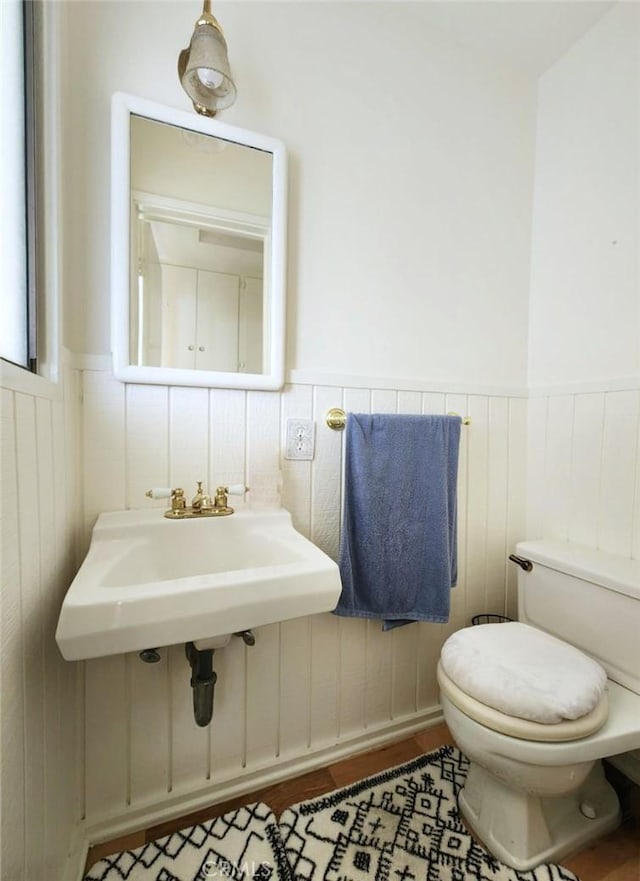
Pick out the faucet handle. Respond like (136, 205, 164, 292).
(210, 484, 249, 514)
(146, 487, 186, 511)
(225, 484, 249, 496)
(145, 487, 173, 499)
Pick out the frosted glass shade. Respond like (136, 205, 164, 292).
(178, 23, 236, 116)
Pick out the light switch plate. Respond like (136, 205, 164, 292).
(285, 418, 315, 460)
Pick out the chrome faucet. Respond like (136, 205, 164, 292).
(146, 483, 247, 519)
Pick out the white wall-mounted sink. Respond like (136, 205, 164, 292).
(55, 508, 341, 661)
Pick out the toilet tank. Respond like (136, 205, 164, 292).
(515, 539, 640, 695)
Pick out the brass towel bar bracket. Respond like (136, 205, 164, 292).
(325, 407, 471, 430)
(326, 408, 348, 430)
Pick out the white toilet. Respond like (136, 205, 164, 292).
(437, 539, 640, 871)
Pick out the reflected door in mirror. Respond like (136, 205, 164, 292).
(138, 259, 263, 372)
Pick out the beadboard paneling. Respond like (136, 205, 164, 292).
(0, 371, 81, 881)
(506, 398, 528, 620)
(599, 391, 640, 556)
(1, 389, 26, 879)
(527, 388, 640, 558)
(79, 376, 527, 829)
(128, 651, 171, 804)
(209, 634, 246, 771)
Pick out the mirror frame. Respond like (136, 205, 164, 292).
(111, 92, 287, 390)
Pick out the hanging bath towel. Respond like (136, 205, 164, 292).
(334, 413, 461, 630)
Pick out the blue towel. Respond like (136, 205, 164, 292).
(334, 413, 461, 630)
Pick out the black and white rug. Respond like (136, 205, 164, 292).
(84, 802, 293, 881)
(278, 746, 579, 881)
(85, 748, 580, 881)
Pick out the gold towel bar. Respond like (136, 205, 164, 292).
(326, 408, 471, 430)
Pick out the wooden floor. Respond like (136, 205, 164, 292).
(86, 723, 640, 880)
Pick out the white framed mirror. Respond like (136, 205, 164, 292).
(111, 92, 287, 390)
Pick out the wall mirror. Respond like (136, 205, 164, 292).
(111, 92, 287, 389)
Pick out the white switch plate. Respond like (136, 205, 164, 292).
(285, 418, 315, 460)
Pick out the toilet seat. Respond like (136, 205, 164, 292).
(440, 622, 608, 724)
(437, 661, 609, 741)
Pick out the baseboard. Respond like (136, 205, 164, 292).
(61, 823, 90, 881)
(65, 707, 444, 880)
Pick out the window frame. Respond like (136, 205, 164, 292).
(24, 0, 39, 372)
(1, 0, 61, 392)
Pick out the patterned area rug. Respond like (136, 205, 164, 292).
(84, 802, 293, 881)
(279, 746, 579, 881)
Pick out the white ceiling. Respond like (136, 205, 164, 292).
(223, 1, 617, 77)
(392, 1, 616, 78)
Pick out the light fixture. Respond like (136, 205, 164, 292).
(178, 0, 236, 117)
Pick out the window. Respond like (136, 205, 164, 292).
(1, 0, 40, 371)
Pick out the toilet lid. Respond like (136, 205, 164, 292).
(440, 622, 608, 724)
(437, 662, 609, 741)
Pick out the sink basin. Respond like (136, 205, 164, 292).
(55, 507, 341, 661)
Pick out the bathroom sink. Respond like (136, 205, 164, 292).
(55, 508, 341, 661)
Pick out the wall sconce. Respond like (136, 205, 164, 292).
(178, 0, 236, 117)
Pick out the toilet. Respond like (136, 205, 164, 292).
(437, 539, 640, 871)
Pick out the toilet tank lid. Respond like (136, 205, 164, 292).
(516, 539, 640, 601)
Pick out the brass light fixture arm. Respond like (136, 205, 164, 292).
(196, 0, 224, 34)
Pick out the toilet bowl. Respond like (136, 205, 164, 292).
(438, 539, 640, 871)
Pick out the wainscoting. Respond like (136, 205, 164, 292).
(0, 363, 82, 881)
(4, 364, 639, 881)
(78, 375, 528, 837)
(528, 385, 640, 558)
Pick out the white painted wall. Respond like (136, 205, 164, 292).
(62, 1, 536, 391)
(528, 3, 640, 389)
(527, 4, 640, 555)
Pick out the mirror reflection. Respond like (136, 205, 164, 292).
(129, 116, 272, 374)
